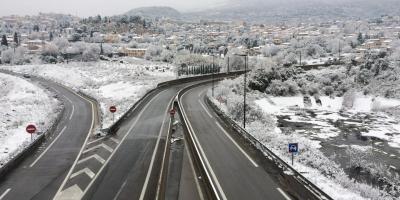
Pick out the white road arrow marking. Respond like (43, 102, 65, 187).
(70, 168, 95, 179)
(77, 154, 105, 165)
(83, 143, 113, 154)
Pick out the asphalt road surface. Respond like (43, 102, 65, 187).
(0, 75, 95, 200)
(180, 83, 292, 200)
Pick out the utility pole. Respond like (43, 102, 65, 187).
(212, 55, 215, 97)
(299, 51, 302, 66)
(227, 57, 230, 73)
(243, 55, 247, 128)
(338, 40, 341, 62)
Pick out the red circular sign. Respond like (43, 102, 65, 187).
(169, 109, 176, 116)
(26, 124, 37, 134)
(109, 106, 117, 113)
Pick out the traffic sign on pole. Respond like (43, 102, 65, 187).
(169, 108, 176, 117)
(26, 124, 37, 142)
(289, 143, 298, 166)
(109, 106, 117, 113)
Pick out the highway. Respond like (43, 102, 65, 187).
(54, 81, 207, 200)
(0, 75, 95, 200)
(180, 83, 292, 200)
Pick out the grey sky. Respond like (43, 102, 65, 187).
(0, 0, 228, 17)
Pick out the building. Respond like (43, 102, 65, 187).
(121, 48, 146, 58)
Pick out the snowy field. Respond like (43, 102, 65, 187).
(2, 60, 175, 129)
(211, 80, 400, 199)
(0, 73, 61, 167)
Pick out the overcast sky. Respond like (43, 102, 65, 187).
(0, 0, 228, 17)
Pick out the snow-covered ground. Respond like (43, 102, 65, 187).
(0, 73, 61, 167)
(2, 60, 175, 128)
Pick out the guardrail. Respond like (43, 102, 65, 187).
(205, 97, 333, 200)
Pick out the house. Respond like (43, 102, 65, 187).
(121, 48, 146, 58)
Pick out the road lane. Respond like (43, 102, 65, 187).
(0, 75, 95, 200)
(181, 83, 289, 200)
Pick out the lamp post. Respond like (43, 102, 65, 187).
(212, 54, 215, 97)
(234, 52, 248, 128)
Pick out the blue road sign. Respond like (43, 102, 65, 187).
(288, 143, 298, 153)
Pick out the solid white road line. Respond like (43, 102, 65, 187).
(198, 100, 213, 119)
(139, 96, 175, 200)
(184, 139, 205, 200)
(30, 126, 67, 168)
(69, 105, 75, 120)
(0, 188, 11, 200)
(277, 188, 292, 200)
(215, 122, 258, 168)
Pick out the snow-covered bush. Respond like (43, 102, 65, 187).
(342, 90, 356, 109)
(1, 49, 14, 64)
(82, 44, 100, 62)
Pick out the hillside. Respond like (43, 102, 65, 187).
(125, 6, 181, 19)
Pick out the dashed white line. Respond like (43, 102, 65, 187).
(198, 100, 213, 119)
(0, 188, 11, 200)
(30, 126, 67, 168)
(69, 105, 75, 120)
(215, 122, 258, 167)
(64, 95, 73, 104)
(112, 180, 127, 200)
(277, 188, 292, 200)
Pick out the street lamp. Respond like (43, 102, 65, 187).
(234, 52, 248, 128)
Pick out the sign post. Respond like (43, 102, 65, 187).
(109, 106, 117, 124)
(288, 143, 298, 166)
(26, 124, 37, 142)
(169, 108, 176, 119)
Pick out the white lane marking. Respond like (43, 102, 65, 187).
(86, 137, 104, 146)
(57, 184, 83, 200)
(139, 95, 175, 200)
(181, 91, 227, 200)
(112, 180, 127, 200)
(155, 103, 173, 199)
(69, 105, 75, 120)
(0, 188, 11, 200)
(109, 137, 120, 144)
(54, 86, 96, 200)
(277, 188, 292, 200)
(30, 126, 67, 168)
(79, 90, 166, 198)
(52, 87, 60, 94)
(184, 139, 205, 200)
(70, 168, 95, 179)
(215, 122, 258, 168)
(198, 100, 213, 119)
(83, 143, 113, 154)
(77, 154, 105, 165)
(64, 95, 73, 104)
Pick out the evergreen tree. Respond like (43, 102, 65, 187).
(357, 32, 364, 44)
(49, 32, 54, 41)
(13, 32, 19, 46)
(33, 25, 39, 32)
(1, 35, 8, 46)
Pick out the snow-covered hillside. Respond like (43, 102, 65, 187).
(2, 61, 175, 128)
(0, 73, 61, 166)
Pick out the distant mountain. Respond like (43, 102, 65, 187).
(184, 0, 400, 23)
(125, 6, 181, 19)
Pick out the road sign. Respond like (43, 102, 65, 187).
(288, 143, 298, 153)
(109, 106, 117, 113)
(169, 109, 176, 116)
(289, 143, 298, 166)
(26, 124, 37, 134)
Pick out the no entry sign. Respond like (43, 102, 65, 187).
(26, 124, 37, 134)
(169, 109, 176, 116)
(109, 106, 117, 113)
